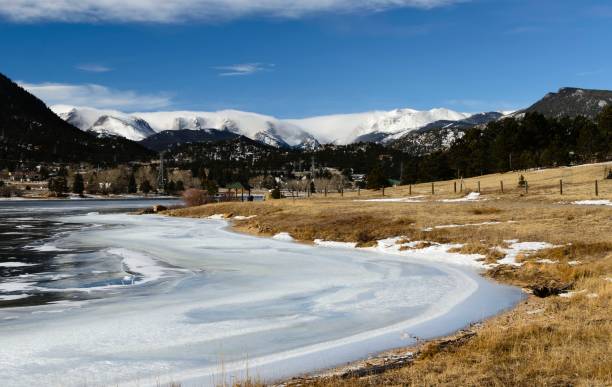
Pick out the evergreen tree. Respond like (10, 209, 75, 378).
(128, 174, 137, 194)
(72, 173, 84, 195)
(598, 105, 612, 156)
(86, 173, 98, 194)
(166, 180, 176, 193)
(201, 179, 219, 195)
(48, 177, 68, 195)
(270, 187, 281, 199)
(366, 165, 388, 190)
(140, 179, 152, 194)
(57, 166, 68, 177)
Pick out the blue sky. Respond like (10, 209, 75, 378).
(0, 0, 611, 117)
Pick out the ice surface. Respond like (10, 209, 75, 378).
(0, 262, 37, 267)
(0, 213, 522, 386)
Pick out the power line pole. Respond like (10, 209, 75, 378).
(157, 151, 166, 193)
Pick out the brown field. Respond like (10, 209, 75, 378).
(165, 162, 612, 386)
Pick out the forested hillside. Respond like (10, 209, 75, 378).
(0, 73, 154, 168)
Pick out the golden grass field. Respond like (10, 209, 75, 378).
(166, 162, 612, 387)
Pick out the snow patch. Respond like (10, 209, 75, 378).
(572, 199, 612, 207)
(440, 192, 483, 202)
(355, 196, 424, 203)
(497, 241, 554, 266)
(233, 215, 257, 220)
(535, 259, 558, 264)
(272, 232, 294, 241)
(314, 240, 358, 249)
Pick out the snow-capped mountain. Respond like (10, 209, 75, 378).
(89, 116, 156, 141)
(51, 105, 472, 148)
(288, 108, 470, 144)
(53, 105, 155, 141)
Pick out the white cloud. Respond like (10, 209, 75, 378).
(446, 99, 522, 113)
(76, 64, 112, 73)
(214, 63, 274, 76)
(19, 82, 172, 111)
(0, 0, 465, 23)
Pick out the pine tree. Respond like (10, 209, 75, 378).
(366, 165, 388, 190)
(48, 177, 68, 195)
(72, 173, 84, 195)
(140, 179, 152, 194)
(167, 180, 176, 193)
(128, 174, 137, 194)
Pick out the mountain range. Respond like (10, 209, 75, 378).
(51, 105, 483, 150)
(3, 66, 611, 164)
(53, 87, 611, 153)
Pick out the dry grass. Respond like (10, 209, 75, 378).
(164, 162, 612, 387)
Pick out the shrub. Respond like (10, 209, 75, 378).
(182, 188, 213, 207)
(270, 187, 282, 199)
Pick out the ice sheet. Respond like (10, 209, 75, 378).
(0, 213, 522, 386)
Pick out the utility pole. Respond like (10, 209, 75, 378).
(310, 155, 315, 196)
(157, 151, 166, 193)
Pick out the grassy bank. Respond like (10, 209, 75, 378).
(165, 163, 612, 386)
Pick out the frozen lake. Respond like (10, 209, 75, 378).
(0, 200, 522, 386)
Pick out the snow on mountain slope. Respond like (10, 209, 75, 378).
(51, 105, 470, 147)
(288, 108, 470, 144)
(133, 110, 316, 148)
(52, 105, 126, 130)
(90, 115, 156, 141)
(51, 105, 154, 141)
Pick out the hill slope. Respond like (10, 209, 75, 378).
(139, 129, 240, 152)
(517, 87, 612, 119)
(0, 73, 153, 164)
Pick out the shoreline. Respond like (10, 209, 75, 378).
(167, 212, 530, 385)
(164, 192, 611, 386)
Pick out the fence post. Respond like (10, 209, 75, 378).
(341, 188, 344, 197)
(382, 186, 385, 196)
(324, 186, 327, 197)
(478, 181, 481, 193)
(500, 181, 504, 193)
(431, 182, 435, 195)
(460, 180, 463, 192)
(559, 179, 563, 195)
(454, 181, 457, 193)
(595, 180, 599, 196)
(525, 181, 528, 194)
(409, 184, 412, 195)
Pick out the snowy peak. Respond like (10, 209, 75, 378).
(53, 105, 471, 148)
(288, 108, 470, 144)
(52, 105, 154, 141)
(90, 115, 156, 141)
